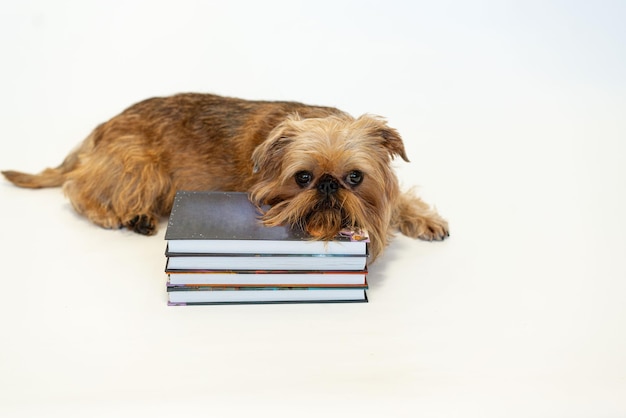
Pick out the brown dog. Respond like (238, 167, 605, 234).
(2, 93, 448, 260)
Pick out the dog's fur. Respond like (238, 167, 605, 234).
(2, 93, 448, 261)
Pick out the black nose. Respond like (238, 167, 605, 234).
(317, 175, 339, 196)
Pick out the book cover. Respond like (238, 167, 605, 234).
(164, 191, 369, 255)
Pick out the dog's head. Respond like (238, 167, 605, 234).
(250, 113, 409, 260)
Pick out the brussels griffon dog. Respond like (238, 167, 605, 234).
(2, 93, 448, 261)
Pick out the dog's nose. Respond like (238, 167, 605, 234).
(317, 175, 339, 196)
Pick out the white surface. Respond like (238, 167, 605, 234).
(1, 1, 625, 417)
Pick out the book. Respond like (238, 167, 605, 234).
(167, 286, 368, 305)
(164, 191, 369, 256)
(167, 270, 368, 286)
(165, 254, 367, 271)
(168, 280, 368, 291)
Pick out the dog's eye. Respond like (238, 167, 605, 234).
(295, 171, 313, 187)
(346, 170, 363, 187)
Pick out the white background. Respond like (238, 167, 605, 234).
(1, 1, 625, 417)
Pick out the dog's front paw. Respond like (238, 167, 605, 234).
(393, 193, 449, 242)
(127, 214, 157, 235)
(397, 211, 449, 241)
(416, 214, 449, 241)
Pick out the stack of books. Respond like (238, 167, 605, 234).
(164, 191, 369, 305)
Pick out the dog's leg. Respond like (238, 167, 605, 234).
(391, 190, 449, 241)
(62, 137, 172, 235)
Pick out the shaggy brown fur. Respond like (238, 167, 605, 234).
(2, 93, 448, 261)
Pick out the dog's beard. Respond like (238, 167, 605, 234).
(306, 195, 360, 240)
(258, 190, 367, 240)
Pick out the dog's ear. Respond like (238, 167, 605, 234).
(380, 125, 410, 162)
(252, 114, 301, 174)
(357, 115, 410, 162)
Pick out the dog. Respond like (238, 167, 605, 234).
(2, 93, 448, 261)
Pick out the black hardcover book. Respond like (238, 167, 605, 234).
(165, 191, 369, 256)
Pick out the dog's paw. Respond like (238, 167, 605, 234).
(398, 213, 449, 242)
(127, 215, 157, 235)
(417, 215, 449, 241)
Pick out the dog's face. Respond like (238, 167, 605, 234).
(250, 114, 409, 260)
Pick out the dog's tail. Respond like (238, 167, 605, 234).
(3, 167, 68, 189)
(2, 136, 90, 189)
